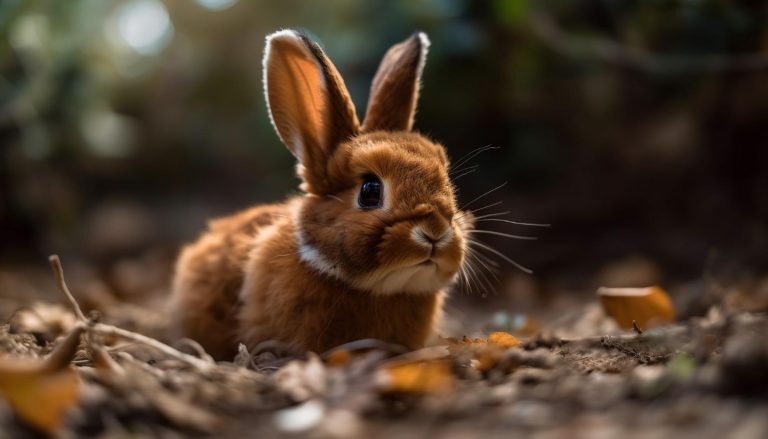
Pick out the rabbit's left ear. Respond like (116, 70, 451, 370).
(362, 32, 430, 132)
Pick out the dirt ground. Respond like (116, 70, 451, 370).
(0, 256, 766, 438)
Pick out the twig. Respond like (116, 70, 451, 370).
(632, 320, 644, 335)
(48, 254, 216, 372)
(528, 13, 768, 74)
(175, 338, 216, 363)
(560, 323, 690, 347)
(382, 346, 450, 366)
(87, 323, 215, 371)
(48, 255, 87, 322)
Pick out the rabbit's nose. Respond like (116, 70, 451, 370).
(418, 228, 448, 245)
(413, 225, 452, 248)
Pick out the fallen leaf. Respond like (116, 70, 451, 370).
(0, 325, 83, 434)
(488, 332, 522, 348)
(445, 332, 522, 373)
(9, 302, 78, 343)
(325, 349, 351, 367)
(128, 364, 221, 432)
(598, 286, 676, 330)
(444, 336, 484, 355)
(377, 359, 453, 395)
(321, 338, 407, 367)
(274, 353, 327, 401)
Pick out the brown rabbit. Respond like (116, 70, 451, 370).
(169, 30, 474, 359)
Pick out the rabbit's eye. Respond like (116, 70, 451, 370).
(358, 174, 383, 209)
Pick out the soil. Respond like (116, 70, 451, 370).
(0, 259, 766, 438)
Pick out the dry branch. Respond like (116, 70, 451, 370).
(86, 323, 215, 371)
(48, 255, 86, 322)
(48, 254, 217, 372)
(528, 13, 768, 74)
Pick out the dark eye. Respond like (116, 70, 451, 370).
(358, 174, 383, 209)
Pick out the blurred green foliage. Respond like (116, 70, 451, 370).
(1, 0, 768, 283)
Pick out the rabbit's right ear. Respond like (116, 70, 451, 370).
(263, 30, 360, 193)
(362, 32, 429, 132)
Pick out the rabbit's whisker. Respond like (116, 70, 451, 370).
(461, 181, 508, 211)
(456, 205, 507, 222)
(468, 230, 538, 241)
(460, 251, 483, 295)
(466, 238, 532, 274)
(451, 165, 479, 181)
(468, 210, 511, 220)
(455, 207, 506, 225)
(458, 247, 477, 294)
(469, 247, 500, 269)
(465, 250, 498, 292)
(451, 144, 499, 171)
(456, 266, 472, 295)
(475, 218, 551, 227)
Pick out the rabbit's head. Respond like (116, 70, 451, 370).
(264, 30, 472, 294)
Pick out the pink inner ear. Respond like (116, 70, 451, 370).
(266, 37, 328, 159)
(263, 30, 360, 194)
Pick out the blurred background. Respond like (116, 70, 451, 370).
(2, 0, 768, 329)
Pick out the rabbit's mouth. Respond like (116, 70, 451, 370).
(349, 219, 468, 294)
(354, 256, 460, 295)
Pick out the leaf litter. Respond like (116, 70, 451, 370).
(0, 256, 766, 437)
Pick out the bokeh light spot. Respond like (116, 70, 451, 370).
(116, 0, 173, 55)
(195, 0, 238, 11)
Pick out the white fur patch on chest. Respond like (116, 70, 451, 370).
(294, 221, 344, 280)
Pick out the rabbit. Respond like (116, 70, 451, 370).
(168, 29, 475, 360)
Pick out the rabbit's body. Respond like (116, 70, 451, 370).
(170, 30, 471, 358)
(170, 203, 287, 359)
(172, 198, 443, 358)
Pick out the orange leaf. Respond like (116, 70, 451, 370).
(598, 286, 676, 330)
(325, 349, 351, 367)
(488, 332, 522, 348)
(0, 364, 79, 434)
(444, 332, 522, 372)
(0, 325, 83, 434)
(378, 360, 453, 395)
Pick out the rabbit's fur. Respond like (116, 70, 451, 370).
(169, 30, 473, 359)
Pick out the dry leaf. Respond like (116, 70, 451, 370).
(9, 302, 78, 343)
(377, 359, 453, 394)
(598, 286, 676, 330)
(274, 353, 327, 401)
(444, 336, 484, 355)
(445, 332, 522, 372)
(325, 349, 351, 367)
(92, 346, 125, 377)
(0, 325, 83, 434)
(488, 332, 522, 348)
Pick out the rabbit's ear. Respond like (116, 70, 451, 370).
(362, 32, 429, 132)
(264, 30, 359, 190)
